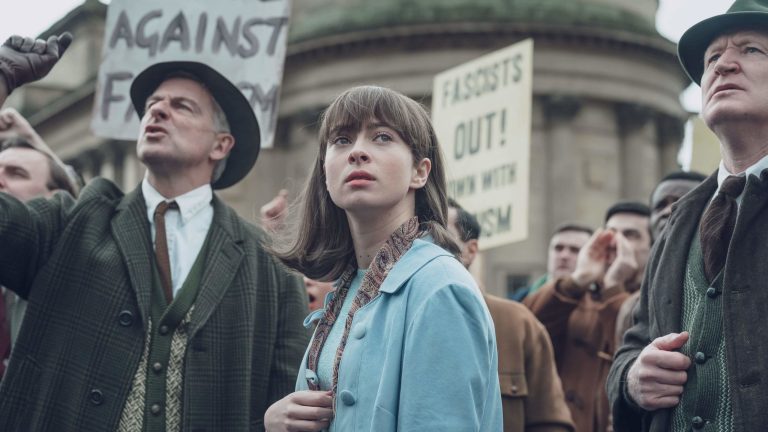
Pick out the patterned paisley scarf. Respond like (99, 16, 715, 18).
(305, 217, 421, 395)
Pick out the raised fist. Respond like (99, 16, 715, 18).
(0, 32, 72, 94)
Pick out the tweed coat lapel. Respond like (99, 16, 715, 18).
(652, 172, 717, 333)
(112, 186, 154, 326)
(187, 195, 244, 337)
(731, 170, 768, 245)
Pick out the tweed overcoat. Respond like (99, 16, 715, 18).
(0, 178, 309, 431)
(608, 171, 768, 431)
(484, 294, 574, 432)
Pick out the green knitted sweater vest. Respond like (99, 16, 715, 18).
(670, 232, 733, 431)
(118, 234, 210, 432)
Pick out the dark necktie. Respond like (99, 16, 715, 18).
(154, 201, 178, 304)
(700, 175, 746, 282)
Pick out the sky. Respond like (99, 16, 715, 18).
(0, 0, 733, 112)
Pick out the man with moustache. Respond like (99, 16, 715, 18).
(0, 33, 307, 431)
(608, 1, 768, 430)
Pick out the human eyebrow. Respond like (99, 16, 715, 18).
(5, 165, 30, 178)
(144, 95, 162, 109)
(704, 40, 726, 62)
(329, 123, 356, 136)
(171, 97, 202, 112)
(365, 121, 395, 131)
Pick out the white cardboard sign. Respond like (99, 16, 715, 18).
(91, 0, 291, 148)
(432, 39, 533, 249)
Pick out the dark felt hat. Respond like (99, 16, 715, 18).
(678, 0, 768, 85)
(130, 61, 260, 189)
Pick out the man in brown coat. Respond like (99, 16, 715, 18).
(525, 202, 651, 432)
(447, 200, 574, 432)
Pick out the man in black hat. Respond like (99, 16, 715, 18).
(608, 1, 768, 431)
(0, 34, 308, 431)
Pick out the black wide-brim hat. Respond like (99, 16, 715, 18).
(678, 0, 768, 86)
(130, 61, 260, 189)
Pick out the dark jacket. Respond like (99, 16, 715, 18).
(0, 179, 309, 431)
(608, 171, 768, 431)
(485, 294, 574, 432)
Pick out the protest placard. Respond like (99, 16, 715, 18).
(432, 39, 533, 250)
(91, 0, 290, 148)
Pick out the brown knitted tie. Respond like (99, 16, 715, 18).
(154, 201, 178, 304)
(700, 175, 746, 282)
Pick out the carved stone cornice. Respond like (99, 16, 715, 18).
(286, 22, 679, 70)
(616, 102, 655, 133)
(541, 94, 582, 123)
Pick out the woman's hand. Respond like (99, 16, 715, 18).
(265, 390, 334, 432)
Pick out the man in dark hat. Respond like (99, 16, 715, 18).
(524, 201, 651, 432)
(0, 34, 308, 431)
(608, 1, 768, 431)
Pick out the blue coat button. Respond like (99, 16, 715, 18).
(339, 390, 356, 406)
(352, 324, 367, 339)
(305, 369, 319, 386)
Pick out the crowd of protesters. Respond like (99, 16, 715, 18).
(0, 0, 767, 430)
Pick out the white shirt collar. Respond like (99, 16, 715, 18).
(716, 153, 768, 188)
(142, 178, 213, 225)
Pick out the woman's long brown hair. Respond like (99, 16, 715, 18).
(272, 86, 460, 281)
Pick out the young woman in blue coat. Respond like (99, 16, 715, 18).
(265, 85, 502, 432)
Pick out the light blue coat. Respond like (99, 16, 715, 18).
(297, 239, 503, 431)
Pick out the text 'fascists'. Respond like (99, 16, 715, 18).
(440, 53, 524, 108)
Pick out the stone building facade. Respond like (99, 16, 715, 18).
(6, 0, 689, 297)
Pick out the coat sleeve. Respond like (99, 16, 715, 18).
(0, 190, 73, 298)
(398, 281, 502, 431)
(606, 234, 667, 432)
(523, 278, 581, 361)
(264, 259, 311, 412)
(523, 316, 575, 432)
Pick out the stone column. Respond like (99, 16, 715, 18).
(121, 142, 142, 189)
(99, 143, 116, 182)
(78, 150, 102, 182)
(542, 94, 582, 232)
(657, 114, 686, 175)
(617, 103, 659, 201)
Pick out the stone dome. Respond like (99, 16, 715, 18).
(289, 0, 662, 43)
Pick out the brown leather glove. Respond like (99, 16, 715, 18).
(0, 32, 72, 94)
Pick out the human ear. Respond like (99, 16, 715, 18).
(210, 133, 235, 161)
(410, 157, 431, 189)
